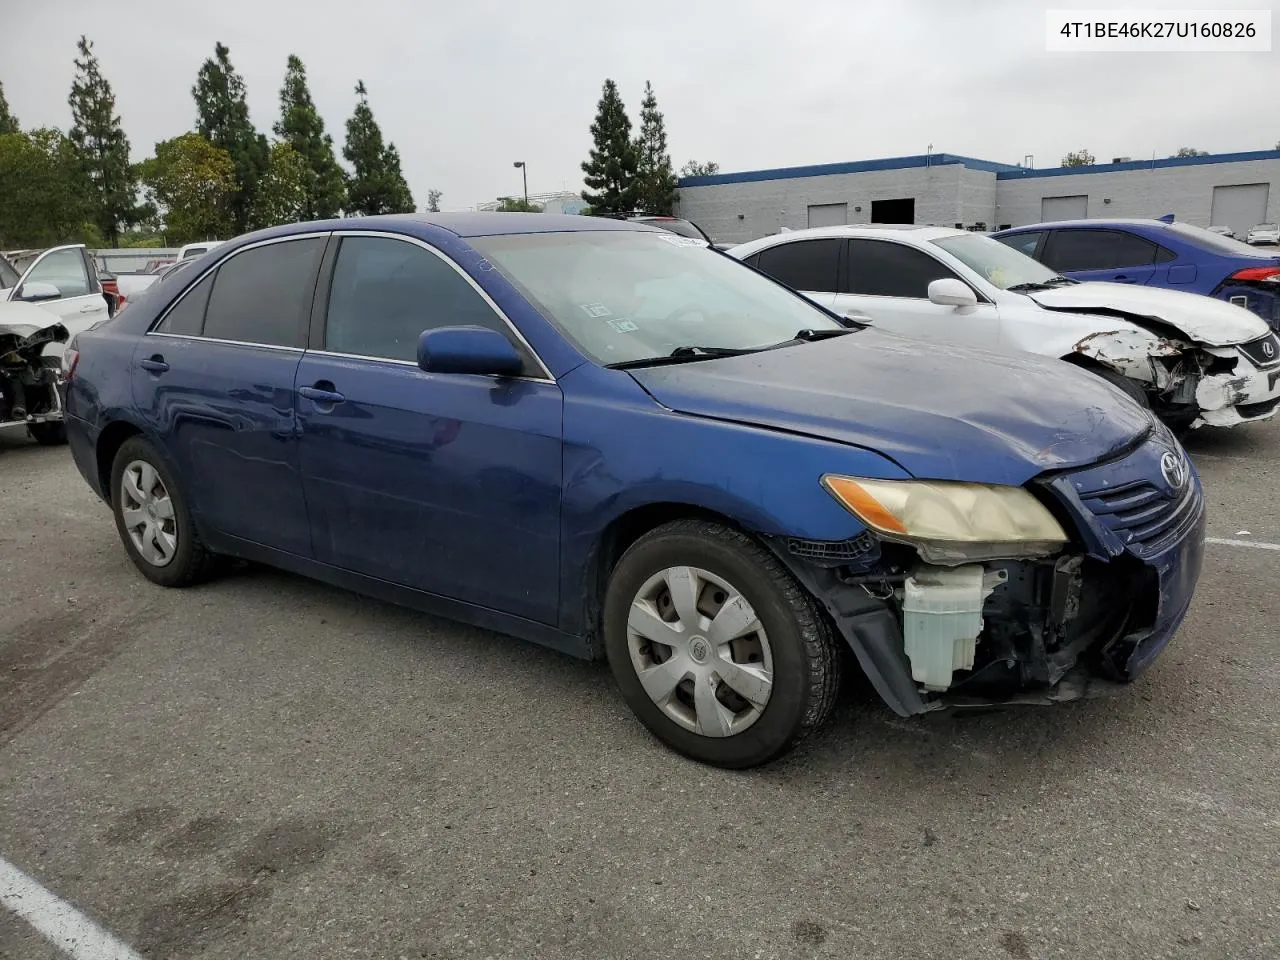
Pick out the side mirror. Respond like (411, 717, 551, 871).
(418, 326, 525, 377)
(928, 278, 978, 308)
(18, 281, 61, 303)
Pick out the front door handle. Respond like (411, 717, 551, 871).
(80, 303, 101, 313)
(138, 355, 169, 374)
(299, 384, 346, 405)
(1113, 275, 1137, 283)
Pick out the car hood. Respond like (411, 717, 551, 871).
(1028, 281, 1269, 346)
(628, 330, 1152, 486)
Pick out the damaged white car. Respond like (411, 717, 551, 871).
(731, 226, 1280, 431)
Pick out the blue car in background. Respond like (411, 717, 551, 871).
(62, 214, 1204, 768)
(994, 219, 1280, 331)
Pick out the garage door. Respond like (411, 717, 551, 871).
(1210, 183, 1270, 238)
(1041, 195, 1088, 221)
(807, 203, 848, 228)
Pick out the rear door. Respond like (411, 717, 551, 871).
(7, 245, 108, 349)
(1040, 228, 1165, 284)
(834, 238, 1002, 348)
(135, 234, 326, 557)
(750, 238, 842, 308)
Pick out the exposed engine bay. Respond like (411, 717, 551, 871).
(0, 318, 69, 441)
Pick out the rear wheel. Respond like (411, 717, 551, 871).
(110, 436, 215, 587)
(603, 519, 841, 768)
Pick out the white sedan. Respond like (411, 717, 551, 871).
(1247, 223, 1280, 245)
(730, 225, 1280, 430)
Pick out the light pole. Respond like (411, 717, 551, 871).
(513, 161, 527, 207)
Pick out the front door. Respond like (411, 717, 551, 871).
(296, 233, 563, 625)
(834, 238, 1004, 349)
(8, 245, 109, 354)
(133, 235, 325, 557)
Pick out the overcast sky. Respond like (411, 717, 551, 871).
(1, 0, 1275, 212)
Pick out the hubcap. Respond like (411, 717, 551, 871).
(626, 565, 773, 738)
(120, 459, 178, 567)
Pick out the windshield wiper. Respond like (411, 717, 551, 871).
(788, 328, 855, 342)
(1007, 275, 1076, 293)
(606, 345, 762, 370)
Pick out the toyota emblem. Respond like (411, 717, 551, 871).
(1160, 451, 1187, 491)
(1264, 339, 1277, 359)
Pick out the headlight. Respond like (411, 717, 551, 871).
(822, 475, 1069, 563)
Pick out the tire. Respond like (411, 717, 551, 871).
(27, 421, 67, 446)
(110, 436, 215, 587)
(1090, 366, 1151, 408)
(603, 519, 842, 768)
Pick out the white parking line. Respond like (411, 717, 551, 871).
(1207, 537, 1280, 552)
(0, 857, 141, 960)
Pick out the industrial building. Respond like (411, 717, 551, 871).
(675, 149, 1280, 245)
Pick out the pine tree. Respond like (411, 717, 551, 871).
(0, 81, 19, 135)
(68, 36, 140, 246)
(273, 55, 345, 219)
(250, 142, 309, 228)
(634, 81, 676, 215)
(193, 42, 269, 233)
(580, 79, 638, 215)
(342, 80, 414, 215)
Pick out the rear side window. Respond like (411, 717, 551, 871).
(1043, 230, 1160, 271)
(754, 239, 841, 293)
(155, 271, 215, 336)
(997, 231, 1044, 259)
(202, 238, 324, 347)
(324, 236, 530, 370)
(845, 239, 959, 297)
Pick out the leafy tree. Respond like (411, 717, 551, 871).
(679, 160, 719, 178)
(0, 129, 94, 247)
(1172, 147, 1209, 158)
(273, 55, 345, 219)
(0, 81, 19, 135)
(251, 141, 309, 227)
(580, 79, 638, 215)
(138, 133, 237, 245)
(495, 197, 544, 212)
(68, 35, 141, 246)
(634, 81, 676, 215)
(1060, 149, 1095, 167)
(342, 80, 414, 215)
(193, 42, 269, 233)
(425, 188, 442, 213)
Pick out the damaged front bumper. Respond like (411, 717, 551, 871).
(1192, 337, 1280, 427)
(775, 435, 1206, 716)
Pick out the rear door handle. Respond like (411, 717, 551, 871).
(79, 303, 101, 313)
(298, 385, 346, 405)
(138, 356, 169, 373)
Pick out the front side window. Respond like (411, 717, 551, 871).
(996, 231, 1044, 259)
(754, 239, 842, 293)
(202, 238, 325, 347)
(21, 248, 90, 299)
(1043, 229, 1158, 271)
(324, 236, 526, 367)
(846, 240, 959, 297)
(470, 230, 846, 367)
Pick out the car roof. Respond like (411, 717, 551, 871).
(996, 218, 1178, 233)
(731, 223, 968, 253)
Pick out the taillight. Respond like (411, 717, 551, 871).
(61, 345, 80, 383)
(1230, 266, 1280, 282)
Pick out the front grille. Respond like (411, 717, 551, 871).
(1075, 473, 1202, 558)
(1239, 332, 1280, 369)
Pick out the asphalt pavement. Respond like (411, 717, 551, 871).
(1, 423, 1278, 960)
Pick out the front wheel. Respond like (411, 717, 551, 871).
(27, 421, 67, 446)
(603, 519, 842, 768)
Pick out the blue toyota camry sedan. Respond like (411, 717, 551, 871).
(62, 214, 1205, 768)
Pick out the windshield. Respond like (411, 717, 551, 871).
(471, 230, 845, 366)
(1255, 223, 1277, 231)
(932, 233, 1061, 290)
(1170, 222, 1271, 255)
(0, 256, 18, 289)
(636, 218, 708, 242)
